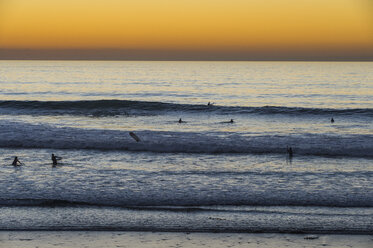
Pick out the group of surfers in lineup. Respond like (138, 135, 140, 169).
(10, 100, 336, 166)
(12, 154, 62, 167)
(177, 110, 334, 159)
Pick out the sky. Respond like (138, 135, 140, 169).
(0, 0, 372, 60)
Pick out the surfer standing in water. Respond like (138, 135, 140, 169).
(12, 156, 22, 166)
(287, 146, 293, 157)
(51, 154, 62, 166)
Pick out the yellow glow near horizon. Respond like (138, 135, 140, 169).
(0, 0, 372, 53)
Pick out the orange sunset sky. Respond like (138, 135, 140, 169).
(0, 0, 372, 60)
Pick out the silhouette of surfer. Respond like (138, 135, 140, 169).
(51, 154, 62, 166)
(12, 156, 22, 166)
(287, 146, 293, 157)
(222, 119, 234, 123)
(178, 118, 186, 123)
(207, 102, 214, 106)
(331, 118, 334, 123)
(129, 131, 140, 142)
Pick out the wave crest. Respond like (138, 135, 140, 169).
(1, 100, 372, 117)
(0, 121, 372, 158)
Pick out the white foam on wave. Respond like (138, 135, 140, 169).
(0, 120, 372, 158)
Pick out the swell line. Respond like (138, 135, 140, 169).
(1, 100, 372, 117)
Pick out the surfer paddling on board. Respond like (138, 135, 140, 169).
(222, 119, 234, 123)
(51, 154, 62, 166)
(12, 156, 22, 166)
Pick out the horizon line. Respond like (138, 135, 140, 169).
(1, 48, 372, 61)
(1, 59, 373, 62)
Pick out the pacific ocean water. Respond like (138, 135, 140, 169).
(0, 61, 372, 233)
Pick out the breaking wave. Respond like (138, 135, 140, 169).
(0, 121, 372, 158)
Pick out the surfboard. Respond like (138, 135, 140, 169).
(129, 132, 140, 142)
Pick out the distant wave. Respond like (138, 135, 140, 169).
(1, 189, 372, 207)
(1, 201, 372, 234)
(0, 121, 372, 158)
(1, 100, 372, 117)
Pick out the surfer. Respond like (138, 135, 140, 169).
(287, 146, 293, 157)
(178, 118, 186, 123)
(331, 117, 334, 123)
(207, 102, 214, 106)
(12, 156, 22, 166)
(51, 154, 62, 166)
(129, 131, 140, 142)
(221, 119, 234, 123)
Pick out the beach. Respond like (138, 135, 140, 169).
(1, 232, 372, 248)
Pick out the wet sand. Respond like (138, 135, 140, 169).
(0, 231, 372, 248)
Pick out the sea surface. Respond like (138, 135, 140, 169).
(0, 61, 372, 233)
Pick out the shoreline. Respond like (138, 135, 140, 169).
(1, 231, 372, 248)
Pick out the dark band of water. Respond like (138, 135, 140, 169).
(1, 100, 372, 117)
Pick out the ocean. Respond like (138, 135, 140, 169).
(0, 61, 372, 233)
